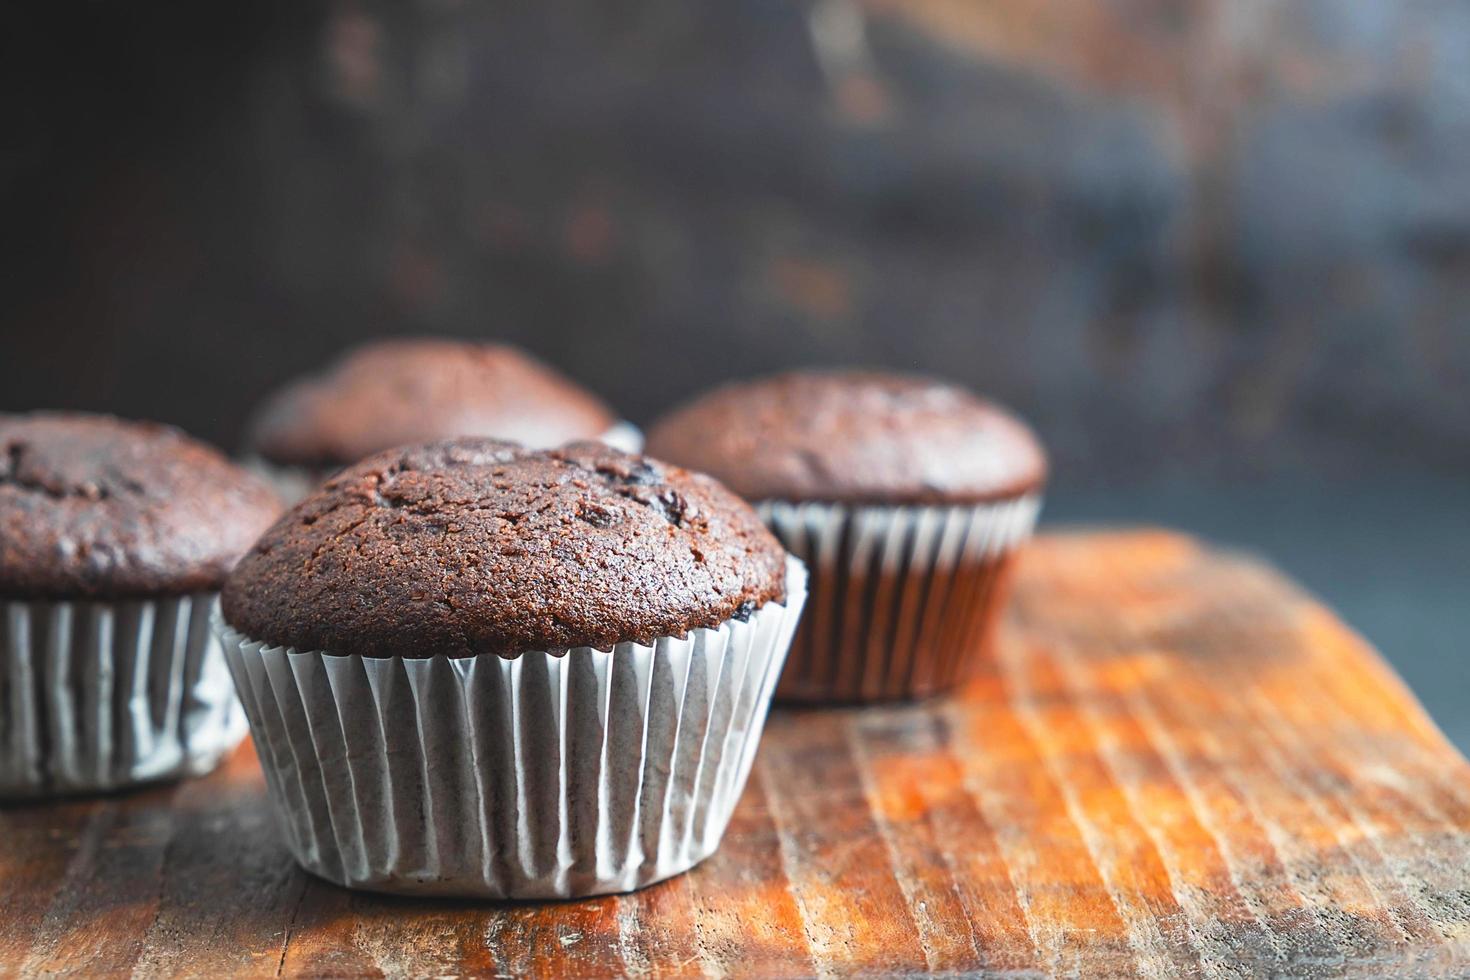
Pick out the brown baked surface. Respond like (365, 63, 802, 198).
(0, 413, 282, 599)
(246, 339, 618, 467)
(646, 371, 1047, 504)
(221, 438, 788, 658)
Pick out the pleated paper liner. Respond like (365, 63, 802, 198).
(758, 495, 1041, 703)
(245, 421, 645, 505)
(1, 593, 246, 797)
(596, 420, 644, 454)
(217, 555, 806, 899)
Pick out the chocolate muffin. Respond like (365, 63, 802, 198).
(647, 371, 1046, 703)
(0, 413, 281, 796)
(244, 338, 640, 498)
(217, 438, 806, 899)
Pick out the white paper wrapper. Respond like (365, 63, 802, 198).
(246, 422, 645, 504)
(758, 495, 1041, 703)
(216, 556, 806, 899)
(597, 420, 644, 454)
(1, 593, 247, 797)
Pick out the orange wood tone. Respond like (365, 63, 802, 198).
(4, 530, 1470, 977)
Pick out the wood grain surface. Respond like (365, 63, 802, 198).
(3, 530, 1470, 978)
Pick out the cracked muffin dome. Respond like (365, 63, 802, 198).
(646, 370, 1048, 505)
(221, 438, 789, 658)
(0, 413, 283, 599)
(246, 338, 619, 468)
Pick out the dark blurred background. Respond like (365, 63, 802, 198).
(2, 3, 1466, 737)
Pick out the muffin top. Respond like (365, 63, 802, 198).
(222, 439, 789, 658)
(246, 338, 618, 467)
(0, 413, 283, 599)
(646, 371, 1047, 505)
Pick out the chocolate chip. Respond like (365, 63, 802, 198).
(576, 502, 622, 528)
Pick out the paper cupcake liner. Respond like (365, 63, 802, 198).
(757, 495, 1041, 703)
(597, 420, 644, 454)
(1, 593, 247, 797)
(216, 556, 806, 899)
(245, 422, 645, 505)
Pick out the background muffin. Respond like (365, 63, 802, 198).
(0, 412, 281, 796)
(244, 338, 641, 498)
(217, 438, 806, 898)
(647, 371, 1045, 703)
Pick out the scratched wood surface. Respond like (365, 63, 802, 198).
(4, 529, 1470, 978)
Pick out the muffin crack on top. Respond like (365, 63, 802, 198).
(645, 370, 1047, 505)
(246, 339, 620, 468)
(0, 413, 283, 600)
(1, 440, 148, 501)
(222, 438, 789, 659)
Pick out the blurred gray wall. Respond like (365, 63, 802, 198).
(4, 0, 1468, 485)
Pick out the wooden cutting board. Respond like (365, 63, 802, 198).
(4, 530, 1469, 978)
